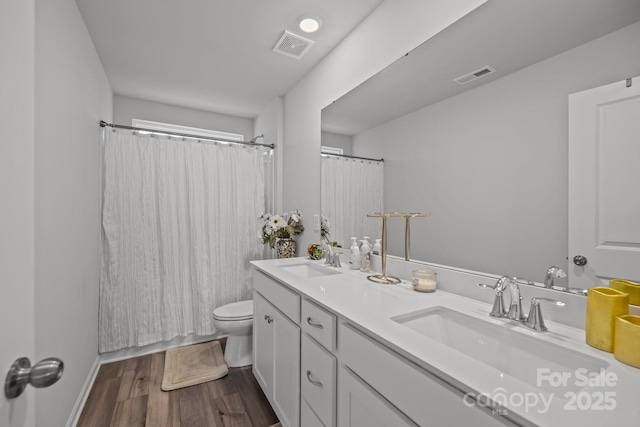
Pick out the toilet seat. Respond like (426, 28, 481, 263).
(213, 300, 253, 321)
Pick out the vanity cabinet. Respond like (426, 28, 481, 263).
(339, 323, 511, 426)
(253, 272, 301, 427)
(252, 265, 513, 427)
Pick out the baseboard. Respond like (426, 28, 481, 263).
(65, 355, 101, 427)
(99, 333, 223, 364)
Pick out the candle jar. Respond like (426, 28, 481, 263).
(412, 269, 437, 293)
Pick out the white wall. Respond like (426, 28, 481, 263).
(34, 0, 112, 425)
(353, 21, 640, 281)
(283, 0, 487, 251)
(114, 94, 254, 140)
(0, 1, 36, 426)
(321, 131, 353, 155)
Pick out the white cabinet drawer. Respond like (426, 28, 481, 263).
(301, 334, 336, 427)
(339, 322, 513, 427)
(253, 270, 300, 323)
(302, 298, 336, 351)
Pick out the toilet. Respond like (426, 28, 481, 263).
(213, 300, 253, 367)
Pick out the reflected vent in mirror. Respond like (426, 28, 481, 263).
(454, 66, 496, 85)
(272, 31, 314, 59)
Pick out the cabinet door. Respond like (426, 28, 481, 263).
(253, 291, 274, 396)
(272, 303, 301, 427)
(338, 366, 417, 427)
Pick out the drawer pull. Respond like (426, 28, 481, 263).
(306, 370, 323, 388)
(306, 317, 324, 329)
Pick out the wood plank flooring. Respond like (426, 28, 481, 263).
(78, 340, 279, 427)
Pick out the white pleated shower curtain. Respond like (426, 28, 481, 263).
(100, 130, 266, 353)
(321, 155, 384, 247)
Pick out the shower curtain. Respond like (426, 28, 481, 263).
(321, 155, 384, 247)
(99, 130, 266, 353)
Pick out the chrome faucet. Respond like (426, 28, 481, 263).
(544, 266, 567, 288)
(323, 243, 341, 268)
(479, 276, 566, 332)
(478, 276, 524, 321)
(543, 265, 588, 295)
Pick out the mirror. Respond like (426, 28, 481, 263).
(321, 0, 640, 284)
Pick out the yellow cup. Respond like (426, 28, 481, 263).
(614, 315, 640, 368)
(610, 279, 640, 306)
(586, 287, 629, 352)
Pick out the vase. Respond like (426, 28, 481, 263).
(276, 238, 296, 258)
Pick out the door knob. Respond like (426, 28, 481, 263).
(5, 357, 64, 399)
(573, 255, 588, 266)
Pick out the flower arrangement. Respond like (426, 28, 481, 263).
(259, 210, 305, 249)
(320, 215, 331, 241)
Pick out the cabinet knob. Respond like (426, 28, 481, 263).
(264, 315, 273, 324)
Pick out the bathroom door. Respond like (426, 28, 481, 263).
(568, 76, 640, 288)
(0, 0, 37, 424)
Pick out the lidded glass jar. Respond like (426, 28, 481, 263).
(412, 269, 437, 293)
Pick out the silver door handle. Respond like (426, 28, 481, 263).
(306, 317, 324, 329)
(5, 357, 64, 399)
(306, 370, 323, 388)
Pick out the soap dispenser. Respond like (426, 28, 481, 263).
(360, 239, 371, 272)
(349, 237, 360, 270)
(372, 239, 382, 255)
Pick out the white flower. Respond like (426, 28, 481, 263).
(291, 212, 301, 223)
(269, 215, 285, 230)
(321, 216, 330, 229)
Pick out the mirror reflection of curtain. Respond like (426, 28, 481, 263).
(100, 130, 267, 352)
(321, 155, 383, 247)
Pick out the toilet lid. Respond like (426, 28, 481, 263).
(213, 300, 253, 321)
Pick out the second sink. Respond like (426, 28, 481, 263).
(392, 306, 608, 394)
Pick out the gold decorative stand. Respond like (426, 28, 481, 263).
(403, 212, 430, 261)
(366, 212, 430, 284)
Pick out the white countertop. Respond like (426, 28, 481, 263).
(252, 257, 640, 427)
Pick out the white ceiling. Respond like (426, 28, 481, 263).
(322, 0, 640, 136)
(75, 0, 383, 119)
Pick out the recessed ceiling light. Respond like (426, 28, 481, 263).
(298, 15, 322, 33)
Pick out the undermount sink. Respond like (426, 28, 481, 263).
(392, 307, 608, 394)
(280, 262, 342, 279)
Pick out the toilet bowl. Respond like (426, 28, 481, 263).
(213, 300, 253, 367)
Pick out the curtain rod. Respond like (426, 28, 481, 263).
(99, 121, 275, 149)
(321, 152, 383, 162)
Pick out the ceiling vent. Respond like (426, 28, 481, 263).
(272, 30, 314, 59)
(453, 66, 496, 85)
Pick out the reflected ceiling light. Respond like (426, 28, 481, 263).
(298, 15, 322, 33)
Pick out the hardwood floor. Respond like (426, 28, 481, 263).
(77, 340, 279, 427)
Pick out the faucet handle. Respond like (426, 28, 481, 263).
(332, 252, 341, 268)
(478, 283, 506, 318)
(525, 298, 566, 332)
